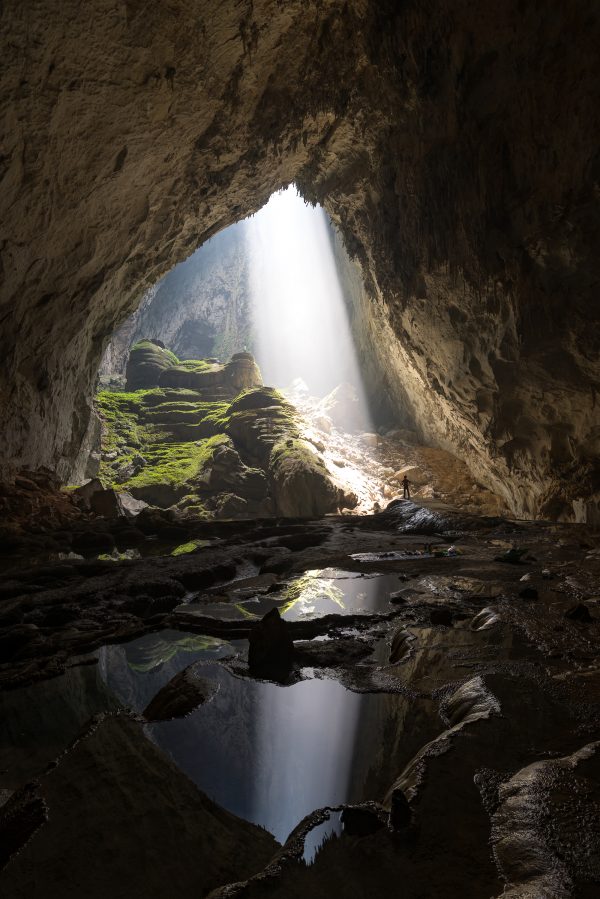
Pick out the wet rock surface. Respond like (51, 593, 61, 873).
(0, 501, 599, 896)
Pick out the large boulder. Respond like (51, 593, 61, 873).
(226, 389, 298, 467)
(125, 340, 178, 389)
(269, 438, 341, 517)
(224, 352, 263, 391)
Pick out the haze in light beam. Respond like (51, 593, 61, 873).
(246, 186, 371, 409)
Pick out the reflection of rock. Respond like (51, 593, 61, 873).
(143, 666, 220, 721)
(389, 789, 411, 830)
(340, 805, 386, 836)
(0, 714, 277, 897)
(248, 608, 294, 680)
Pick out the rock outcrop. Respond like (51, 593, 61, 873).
(270, 438, 342, 518)
(97, 346, 341, 518)
(0, 1, 598, 520)
(126, 341, 262, 394)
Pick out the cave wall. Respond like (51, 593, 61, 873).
(100, 221, 252, 377)
(1, 0, 598, 516)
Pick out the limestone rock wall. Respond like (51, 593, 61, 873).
(101, 221, 252, 377)
(0, 0, 598, 517)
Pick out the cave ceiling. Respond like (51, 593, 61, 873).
(0, 0, 598, 517)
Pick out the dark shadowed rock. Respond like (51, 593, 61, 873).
(248, 607, 294, 680)
(341, 805, 386, 837)
(565, 603, 593, 622)
(143, 666, 220, 721)
(0, 782, 48, 870)
(89, 489, 125, 518)
(389, 788, 412, 830)
(430, 607, 453, 626)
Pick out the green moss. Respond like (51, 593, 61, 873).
(270, 437, 326, 471)
(171, 538, 211, 556)
(124, 434, 229, 490)
(131, 340, 179, 365)
(174, 359, 215, 372)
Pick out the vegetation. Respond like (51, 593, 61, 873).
(171, 539, 211, 556)
(94, 346, 307, 519)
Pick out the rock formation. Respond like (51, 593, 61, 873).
(0, 1, 598, 521)
(101, 221, 252, 377)
(96, 344, 342, 517)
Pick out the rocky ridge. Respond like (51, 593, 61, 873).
(95, 341, 345, 519)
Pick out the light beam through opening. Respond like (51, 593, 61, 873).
(246, 185, 372, 425)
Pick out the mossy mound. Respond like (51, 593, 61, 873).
(270, 438, 342, 517)
(125, 339, 263, 395)
(125, 340, 178, 390)
(96, 345, 340, 519)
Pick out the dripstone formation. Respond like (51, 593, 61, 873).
(0, 1, 598, 519)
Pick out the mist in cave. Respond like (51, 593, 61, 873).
(246, 186, 370, 412)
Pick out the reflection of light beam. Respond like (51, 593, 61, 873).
(252, 678, 363, 843)
(246, 185, 372, 417)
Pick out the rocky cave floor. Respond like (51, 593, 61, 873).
(1, 498, 599, 898)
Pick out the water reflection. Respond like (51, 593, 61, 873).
(196, 569, 405, 622)
(303, 811, 343, 864)
(97, 633, 412, 844)
(98, 629, 240, 713)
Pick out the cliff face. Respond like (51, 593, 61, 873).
(0, 1, 598, 517)
(101, 222, 252, 377)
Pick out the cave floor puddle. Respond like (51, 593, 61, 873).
(93, 630, 416, 844)
(191, 568, 406, 621)
(0, 629, 241, 789)
(303, 811, 344, 864)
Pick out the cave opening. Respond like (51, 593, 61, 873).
(2, 4, 600, 894)
(93, 183, 508, 521)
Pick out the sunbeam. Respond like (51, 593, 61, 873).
(246, 185, 371, 423)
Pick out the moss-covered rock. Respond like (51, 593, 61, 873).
(269, 438, 342, 517)
(96, 344, 335, 519)
(158, 361, 226, 390)
(225, 388, 299, 467)
(125, 340, 178, 389)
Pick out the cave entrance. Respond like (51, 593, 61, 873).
(94, 186, 506, 526)
(95, 183, 407, 522)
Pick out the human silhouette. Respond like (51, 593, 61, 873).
(402, 475, 410, 499)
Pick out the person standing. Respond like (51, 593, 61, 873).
(402, 475, 410, 499)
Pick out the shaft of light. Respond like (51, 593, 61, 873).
(246, 185, 371, 411)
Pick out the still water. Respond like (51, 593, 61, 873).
(195, 569, 404, 622)
(98, 629, 413, 844)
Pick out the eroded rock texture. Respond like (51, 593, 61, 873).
(0, 1, 598, 517)
(100, 222, 252, 376)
